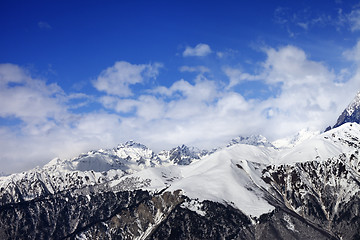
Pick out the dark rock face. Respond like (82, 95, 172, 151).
(333, 107, 360, 129)
(149, 201, 254, 240)
(261, 153, 360, 240)
(0, 190, 151, 240)
(327, 92, 360, 131)
(0, 188, 347, 240)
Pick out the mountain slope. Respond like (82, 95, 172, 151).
(0, 127, 360, 238)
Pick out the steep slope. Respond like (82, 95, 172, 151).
(123, 143, 277, 217)
(328, 91, 360, 130)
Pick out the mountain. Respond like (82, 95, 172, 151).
(0, 141, 207, 206)
(327, 91, 360, 130)
(272, 128, 320, 149)
(1, 98, 360, 239)
(227, 135, 275, 148)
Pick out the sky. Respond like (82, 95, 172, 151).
(1, 0, 360, 174)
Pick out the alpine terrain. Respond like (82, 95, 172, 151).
(1, 93, 360, 240)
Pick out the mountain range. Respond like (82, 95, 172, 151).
(0, 92, 360, 239)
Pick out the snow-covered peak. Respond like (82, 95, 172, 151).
(158, 144, 208, 165)
(114, 141, 155, 161)
(272, 128, 320, 149)
(228, 135, 275, 148)
(345, 91, 360, 116)
(116, 140, 148, 150)
(331, 91, 360, 130)
(275, 122, 360, 164)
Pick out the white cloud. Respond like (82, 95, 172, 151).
(183, 43, 212, 57)
(93, 61, 162, 97)
(2, 42, 360, 174)
(223, 67, 261, 88)
(0, 64, 120, 174)
(348, 9, 360, 31)
(343, 40, 360, 61)
(262, 46, 335, 87)
(0, 64, 66, 126)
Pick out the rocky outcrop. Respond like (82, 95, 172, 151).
(327, 91, 360, 131)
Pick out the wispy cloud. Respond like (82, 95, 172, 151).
(348, 9, 360, 31)
(223, 67, 261, 88)
(38, 21, 52, 30)
(183, 43, 212, 57)
(273, 6, 357, 34)
(179, 65, 210, 73)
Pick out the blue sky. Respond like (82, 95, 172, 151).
(1, 0, 360, 173)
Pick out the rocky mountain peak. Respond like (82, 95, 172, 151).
(227, 135, 275, 148)
(328, 91, 360, 130)
(117, 140, 148, 150)
(345, 91, 360, 115)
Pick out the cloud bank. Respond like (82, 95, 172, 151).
(1, 41, 360, 174)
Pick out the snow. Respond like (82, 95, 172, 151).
(272, 128, 320, 149)
(125, 144, 276, 217)
(109, 122, 360, 218)
(2, 122, 360, 220)
(228, 135, 275, 148)
(276, 123, 360, 164)
(283, 214, 297, 232)
(136, 210, 166, 240)
(167, 147, 275, 217)
(345, 91, 360, 116)
(181, 199, 206, 216)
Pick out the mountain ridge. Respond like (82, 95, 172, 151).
(1, 93, 360, 239)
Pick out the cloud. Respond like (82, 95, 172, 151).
(273, 7, 353, 34)
(262, 46, 334, 87)
(2, 41, 360, 175)
(216, 49, 238, 59)
(223, 67, 261, 88)
(348, 9, 360, 31)
(183, 43, 212, 57)
(38, 21, 52, 30)
(222, 44, 359, 137)
(0, 64, 66, 125)
(343, 40, 360, 61)
(93, 61, 162, 97)
(0, 64, 112, 173)
(250, 45, 359, 136)
(179, 65, 210, 73)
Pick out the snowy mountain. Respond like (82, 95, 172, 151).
(329, 91, 360, 130)
(272, 128, 320, 149)
(227, 135, 275, 148)
(0, 141, 209, 206)
(1, 94, 360, 239)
